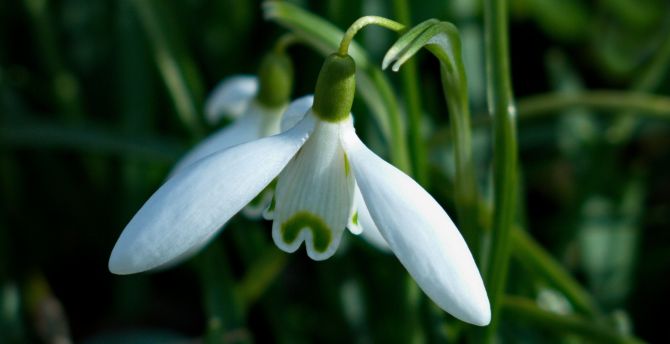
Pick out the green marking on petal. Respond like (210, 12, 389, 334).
(281, 211, 332, 253)
(352, 211, 359, 225)
(343, 152, 351, 176)
(268, 196, 276, 212)
(249, 179, 278, 206)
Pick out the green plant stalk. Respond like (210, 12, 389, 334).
(518, 91, 670, 120)
(483, 0, 518, 340)
(511, 227, 599, 316)
(193, 243, 249, 344)
(502, 296, 645, 344)
(338, 16, 405, 55)
(392, 0, 428, 186)
(0, 119, 184, 162)
(437, 63, 481, 257)
(368, 68, 412, 174)
(132, 0, 205, 138)
(608, 26, 670, 141)
(382, 20, 481, 251)
(22, 0, 84, 121)
(237, 249, 288, 308)
(398, 23, 484, 256)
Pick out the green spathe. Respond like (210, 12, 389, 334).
(256, 52, 294, 108)
(280, 211, 332, 253)
(312, 53, 356, 122)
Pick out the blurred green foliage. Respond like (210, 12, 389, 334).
(1, 0, 669, 342)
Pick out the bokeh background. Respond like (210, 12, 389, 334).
(1, 0, 669, 343)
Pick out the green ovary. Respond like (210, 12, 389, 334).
(281, 211, 332, 253)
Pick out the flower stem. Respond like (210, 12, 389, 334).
(338, 16, 405, 56)
(132, 0, 205, 138)
(483, 0, 518, 339)
(391, 0, 428, 186)
(438, 63, 481, 258)
(273, 33, 301, 55)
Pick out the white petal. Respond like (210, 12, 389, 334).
(272, 114, 355, 261)
(342, 129, 490, 326)
(170, 102, 284, 176)
(280, 95, 314, 132)
(350, 186, 391, 252)
(205, 75, 258, 124)
(108, 116, 315, 275)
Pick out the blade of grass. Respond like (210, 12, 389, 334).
(22, 0, 84, 121)
(502, 296, 645, 344)
(392, 0, 428, 186)
(192, 243, 249, 344)
(483, 0, 519, 340)
(518, 91, 670, 121)
(511, 227, 600, 316)
(237, 249, 287, 309)
(0, 119, 184, 162)
(383, 20, 483, 256)
(132, 0, 205, 138)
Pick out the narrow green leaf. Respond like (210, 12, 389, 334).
(502, 296, 645, 344)
(518, 91, 670, 121)
(132, 0, 205, 138)
(0, 119, 184, 162)
(383, 21, 481, 252)
(511, 227, 600, 316)
(483, 0, 519, 340)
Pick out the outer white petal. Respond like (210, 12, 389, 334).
(272, 114, 355, 261)
(351, 186, 391, 252)
(171, 102, 284, 176)
(205, 75, 258, 124)
(280, 95, 314, 131)
(342, 129, 490, 326)
(109, 116, 315, 275)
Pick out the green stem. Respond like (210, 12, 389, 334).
(438, 63, 481, 257)
(502, 296, 645, 344)
(0, 119, 184, 162)
(22, 0, 84, 121)
(338, 16, 405, 56)
(392, 0, 428, 186)
(193, 243, 249, 344)
(132, 0, 205, 138)
(483, 0, 518, 340)
(369, 68, 412, 174)
(273, 33, 301, 54)
(237, 250, 288, 308)
(518, 91, 670, 120)
(511, 227, 600, 316)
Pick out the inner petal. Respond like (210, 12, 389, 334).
(272, 114, 355, 260)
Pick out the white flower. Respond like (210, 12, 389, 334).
(109, 54, 489, 326)
(109, 108, 489, 325)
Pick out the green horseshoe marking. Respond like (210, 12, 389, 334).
(281, 211, 332, 253)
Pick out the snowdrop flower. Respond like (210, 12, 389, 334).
(109, 53, 489, 326)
